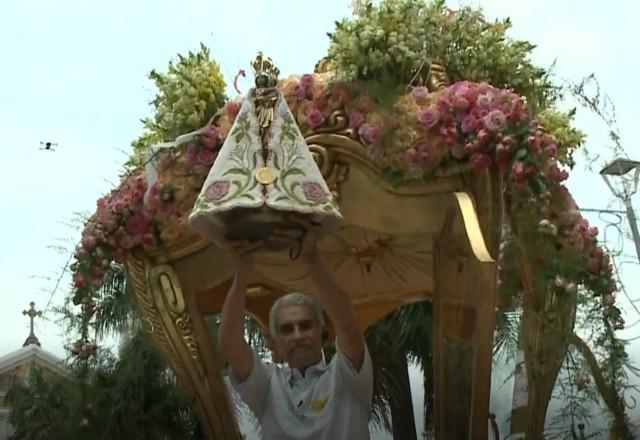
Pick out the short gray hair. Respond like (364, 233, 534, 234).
(269, 292, 325, 337)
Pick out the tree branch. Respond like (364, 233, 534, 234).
(569, 333, 632, 439)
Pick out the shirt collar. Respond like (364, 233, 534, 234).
(286, 356, 330, 385)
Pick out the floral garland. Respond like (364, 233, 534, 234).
(69, 73, 623, 362)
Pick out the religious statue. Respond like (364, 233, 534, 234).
(188, 53, 342, 255)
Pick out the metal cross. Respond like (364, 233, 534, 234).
(22, 301, 42, 347)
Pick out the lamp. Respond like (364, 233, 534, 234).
(600, 158, 640, 262)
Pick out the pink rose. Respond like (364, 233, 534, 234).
(358, 123, 382, 144)
(302, 181, 328, 203)
(587, 257, 601, 273)
(477, 93, 493, 109)
(470, 153, 492, 172)
(196, 149, 216, 166)
(454, 97, 470, 110)
(461, 115, 478, 133)
(483, 110, 507, 132)
(204, 180, 230, 201)
(417, 108, 440, 129)
(300, 74, 314, 88)
(473, 129, 490, 147)
(411, 86, 429, 102)
(544, 143, 558, 157)
(349, 111, 365, 129)
(292, 84, 306, 100)
(511, 161, 527, 183)
(603, 294, 615, 306)
(306, 109, 325, 128)
(125, 213, 149, 236)
(111, 201, 125, 214)
(119, 235, 135, 250)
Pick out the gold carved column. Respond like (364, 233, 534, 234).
(127, 251, 242, 440)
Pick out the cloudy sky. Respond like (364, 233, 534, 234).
(1, 0, 639, 436)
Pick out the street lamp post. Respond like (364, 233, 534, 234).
(599, 158, 640, 263)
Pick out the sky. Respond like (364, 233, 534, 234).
(1, 0, 639, 437)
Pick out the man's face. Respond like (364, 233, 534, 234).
(273, 305, 323, 372)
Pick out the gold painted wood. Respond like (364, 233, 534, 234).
(433, 182, 500, 440)
(126, 251, 242, 440)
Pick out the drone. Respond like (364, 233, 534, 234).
(40, 141, 57, 151)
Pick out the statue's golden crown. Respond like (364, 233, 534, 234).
(251, 52, 280, 80)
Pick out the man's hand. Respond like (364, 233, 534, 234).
(271, 214, 322, 261)
(222, 238, 264, 280)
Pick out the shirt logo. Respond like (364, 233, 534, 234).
(310, 395, 330, 412)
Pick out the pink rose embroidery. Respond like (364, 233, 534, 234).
(205, 180, 230, 201)
(302, 181, 328, 203)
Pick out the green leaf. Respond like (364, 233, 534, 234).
(223, 167, 250, 176)
(515, 149, 528, 160)
(281, 168, 305, 180)
(272, 151, 281, 170)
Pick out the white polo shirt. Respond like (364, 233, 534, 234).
(231, 344, 373, 440)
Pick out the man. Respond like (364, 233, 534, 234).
(218, 216, 373, 439)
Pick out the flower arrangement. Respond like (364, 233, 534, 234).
(70, 74, 622, 339)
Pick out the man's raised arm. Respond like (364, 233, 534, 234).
(217, 240, 262, 382)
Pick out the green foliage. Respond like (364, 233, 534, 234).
(538, 108, 586, 168)
(327, 0, 558, 109)
(6, 331, 204, 440)
(128, 43, 227, 169)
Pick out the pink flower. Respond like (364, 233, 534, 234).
(461, 115, 478, 133)
(453, 97, 469, 110)
(411, 86, 429, 102)
(588, 257, 601, 273)
(477, 93, 493, 109)
(511, 161, 527, 183)
(548, 164, 569, 182)
(306, 109, 325, 128)
(81, 235, 97, 250)
(204, 180, 230, 201)
(483, 110, 507, 132)
(358, 123, 382, 144)
(300, 74, 314, 88)
(302, 181, 328, 203)
(471, 153, 492, 172)
(544, 143, 558, 157)
(417, 108, 440, 129)
(196, 149, 216, 166)
(200, 126, 219, 149)
(292, 84, 306, 100)
(349, 111, 365, 129)
(119, 235, 135, 250)
(125, 213, 149, 236)
(111, 201, 125, 214)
